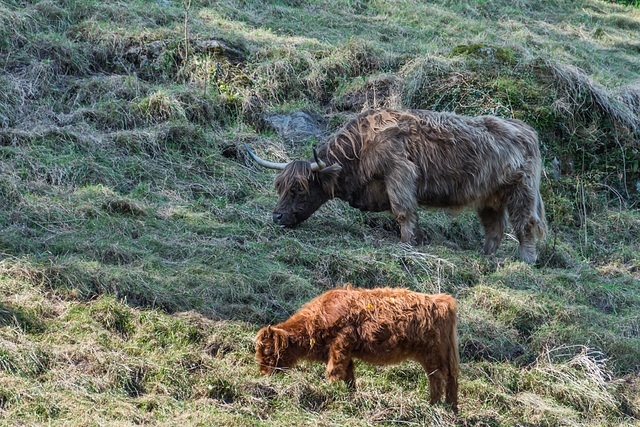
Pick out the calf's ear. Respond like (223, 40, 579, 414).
(256, 325, 272, 342)
(271, 327, 290, 352)
(318, 164, 342, 196)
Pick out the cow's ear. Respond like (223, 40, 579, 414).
(318, 163, 342, 196)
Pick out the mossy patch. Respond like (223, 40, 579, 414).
(451, 43, 518, 64)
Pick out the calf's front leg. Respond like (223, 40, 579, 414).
(326, 336, 356, 388)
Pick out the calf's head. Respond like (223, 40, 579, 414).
(245, 144, 342, 227)
(255, 326, 296, 374)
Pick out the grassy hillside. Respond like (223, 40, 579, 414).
(1, 0, 639, 425)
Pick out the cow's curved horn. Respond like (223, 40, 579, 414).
(245, 143, 289, 170)
(310, 148, 327, 171)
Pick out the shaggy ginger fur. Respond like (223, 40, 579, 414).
(255, 286, 459, 412)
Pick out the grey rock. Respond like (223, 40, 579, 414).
(263, 111, 325, 142)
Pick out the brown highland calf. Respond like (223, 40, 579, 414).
(246, 108, 547, 263)
(255, 286, 459, 411)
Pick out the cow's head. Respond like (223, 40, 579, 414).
(246, 144, 342, 227)
(255, 326, 295, 375)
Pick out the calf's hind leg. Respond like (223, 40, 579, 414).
(445, 367, 459, 412)
(420, 360, 446, 405)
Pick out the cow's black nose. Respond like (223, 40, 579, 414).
(273, 213, 283, 223)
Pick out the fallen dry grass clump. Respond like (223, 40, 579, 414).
(1, 0, 640, 425)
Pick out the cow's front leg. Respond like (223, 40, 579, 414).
(326, 335, 355, 387)
(396, 210, 422, 245)
(385, 164, 422, 245)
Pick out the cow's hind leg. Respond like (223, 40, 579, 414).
(506, 182, 539, 263)
(478, 203, 507, 256)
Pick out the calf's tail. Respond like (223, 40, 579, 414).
(446, 299, 460, 412)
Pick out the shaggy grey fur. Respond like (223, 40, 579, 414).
(254, 109, 547, 263)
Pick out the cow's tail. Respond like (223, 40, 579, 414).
(446, 297, 460, 412)
(533, 176, 548, 239)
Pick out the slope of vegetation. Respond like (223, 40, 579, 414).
(1, 0, 639, 425)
